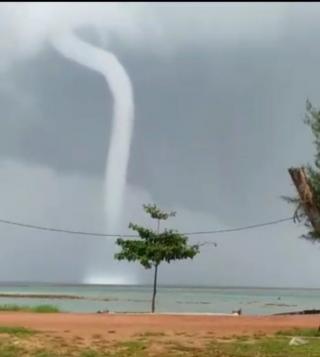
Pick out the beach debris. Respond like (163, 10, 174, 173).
(232, 309, 242, 316)
(289, 337, 308, 346)
(273, 309, 320, 316)
(96, 309, 109, 314)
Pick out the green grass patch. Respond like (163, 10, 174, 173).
(166, 341, 200, 353)
(79, 351, 103, 357)
(0, 344, 24, 357)
(276, 328, 320, 337)
(0, 304, 26, 312)
(0, 304, 60, 313)
(0, 325, 35, 336)
(32, 352, 59, 357)
(30, 305, 60, 313)
(113, 340, 148, 356)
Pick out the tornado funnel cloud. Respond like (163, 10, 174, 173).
(52, 32, 134, 232)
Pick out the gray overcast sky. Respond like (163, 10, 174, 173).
(0, 2, 320, 287)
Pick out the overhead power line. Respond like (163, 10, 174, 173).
(0, 218, 132, 238)
(0, 216, 294, 239)
(183, 217, 293, 235)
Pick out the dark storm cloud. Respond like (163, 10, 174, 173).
(1, 30, 317, 224)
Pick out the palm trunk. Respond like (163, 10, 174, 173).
(151, 264, 158, 313)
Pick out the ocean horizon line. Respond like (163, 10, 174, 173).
(0, 281, 319, 291)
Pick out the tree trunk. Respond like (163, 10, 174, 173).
(151, 264, 158, 313)
(151, 218, 160, 313)
(288, 167, 320, 233)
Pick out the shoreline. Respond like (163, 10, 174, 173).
(1, 293, 320, 317)
(1, 293, 319, 316)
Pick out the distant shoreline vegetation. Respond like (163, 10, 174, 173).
(0, 304, 60, 313)
(0, 293, 90, 300)
(0, 293, 149, 303)
(0, 293, 112, 301)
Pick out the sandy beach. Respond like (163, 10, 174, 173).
(0, 312, 319, 340)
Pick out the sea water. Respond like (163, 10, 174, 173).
(0, 284, 319, 315)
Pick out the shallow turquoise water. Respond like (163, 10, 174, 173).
(0, 284, 319, 315)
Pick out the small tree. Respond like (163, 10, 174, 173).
(114, 204, 200, 312)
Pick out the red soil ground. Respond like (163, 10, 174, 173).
(0, 313, 319, 340)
